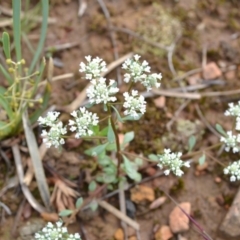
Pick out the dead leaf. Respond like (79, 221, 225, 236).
(41, 212, 59, 222)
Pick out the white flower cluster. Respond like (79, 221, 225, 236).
(225, 101, 240, 117)
(221, 102, 240, 181)
(38, 112, 67, 148)
(86, 78, 119, 104)
(123, 90, 146, 119)
(158, 149, 190, 177)
(35, 220, 81, 240)
(38, 108, 99, 148)
(224, 160, 240, 182)
(220, 131, 240, 153)
(69, 107, 99, 138)
(221, 102, 240, 153)
(122, 54, 162, 91)
(79, 56, 107, 80)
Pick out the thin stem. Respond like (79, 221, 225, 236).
(107, 104, 122, 177)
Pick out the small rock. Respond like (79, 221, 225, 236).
(154, 96, 166, 108)
(225, 70, 235, 81)
(169, 202, 191, 233)
(196, 162, 208, 171)
(219, 187, 240, 238)
(178, 234, 188, 240)
(155, 225, 173, 240)
(129, 236, 137, 240)
(215, 177, 222, 183)
(130, 185, 155, 203)
(149, 196, 167, 209)
(114, 228, 124, 240)
(203, 62, 222, 80)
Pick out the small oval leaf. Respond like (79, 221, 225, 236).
(59, 209, 73, 217)
(89, 181, 97, 192)
(199, 154, 206, 165)
(75, 197, 83, 209)
(188, 135, 196, 152)
(216, 124, 226, 136)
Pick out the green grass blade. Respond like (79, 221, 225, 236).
(0, 95, 14, 120)
(12, 0, 22, 62)
(0, 64, 13, 85)
(2, 32, 11, 59)
(29, 0, 49, 74)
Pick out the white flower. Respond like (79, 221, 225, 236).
(224, 160, 240, 182)
(220, 131, 240, 153)
(157, 149, 190, 177)
(122, 55, 150, 83)
(79, 56, 107, 80)
(122, 55, 162, 91)
(142, 73, 162, 91)
(35, 220, 82, 240)
(41, 122, 67, 148)
(69, 107, 99, 138)
(123, 90, 146, 119)
(225, 101, 240, 117)
(38, 111, 60, 127)
(86, 77, 119, 104)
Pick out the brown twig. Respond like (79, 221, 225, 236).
(96, 0, 122, 84)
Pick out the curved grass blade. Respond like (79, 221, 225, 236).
(29, 0, 49, 74)
(0, 64, 13, 85)
(0, 95, 14, 120)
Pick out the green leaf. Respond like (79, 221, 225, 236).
(2, 32, 11, 59)
(13, 0, 22, 62)
(122, 155, 141, 182)
(105, 142, 117, 151)
(123, 131, 134, 144)
(89, 200, 98, 212)
(59, 209, 73, 217)
(29, 0, 49, 74)
(199, 154, 206, 165)
(216, 124, 227, 136)
(107, 118, 115, 143)
(122, 114, 142, 121)
(75, 197, 83, 209)
(148, 154, 159, 162)
(135, 157, 143, 166)
(84, 142, 109, 156)
(88, 181, 97, 192)
(188, 135, 196, 152)
(111, 106, 123, 123)
(99, 126, 108, 136)
(98, 155, 111, 166)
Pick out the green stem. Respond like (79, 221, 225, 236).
(107, 104, 122, 177)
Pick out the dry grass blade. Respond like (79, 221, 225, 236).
(12, 144, 46, 213)
(24, 143, 48, 185)
(55, 179, 79, 198)
(22, 111, 51, 210)
(98, 200, 140, 230)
